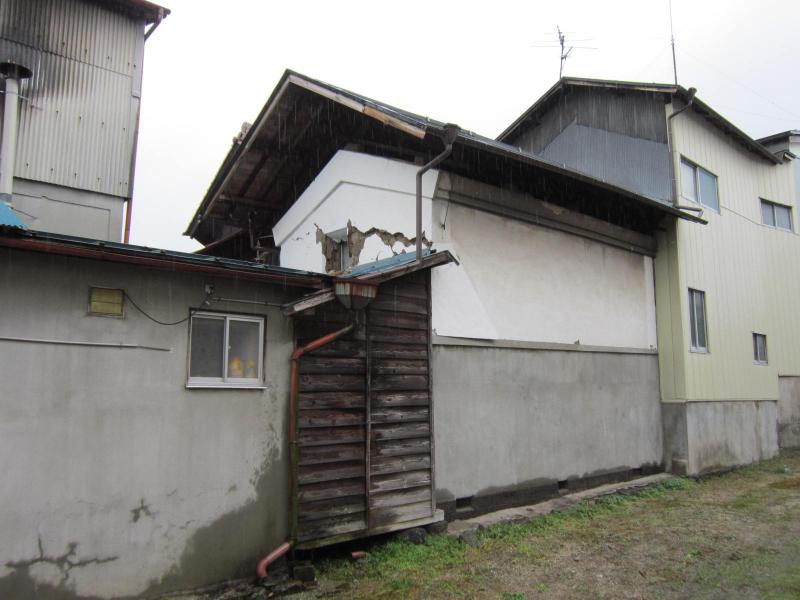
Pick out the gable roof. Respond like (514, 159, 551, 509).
(186, 70, 704, 248)
(498, 77, 781, 165)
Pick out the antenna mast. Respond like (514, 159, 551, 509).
(669, 0, 678, 85)
(558, 25, 572, 79)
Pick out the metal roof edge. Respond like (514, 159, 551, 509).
(0, 229, 328, 288)
(185, 69, 440, 239)
(497, 77, 781, 165)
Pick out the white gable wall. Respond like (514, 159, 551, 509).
(273, 149, 657, 349)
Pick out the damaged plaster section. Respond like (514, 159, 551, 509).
(1, 537, 117, 599)
(316, 220, 432, 272)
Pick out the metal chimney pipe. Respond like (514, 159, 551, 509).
(0, 63, 32, 205)
(415, 123, 460, 261)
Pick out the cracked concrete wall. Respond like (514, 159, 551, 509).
(0, 248, 294, 598)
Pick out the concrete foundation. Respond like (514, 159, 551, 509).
(778, 377, 800, 449)
(662, 400, 779, 475)
(432, 342, 663, 517)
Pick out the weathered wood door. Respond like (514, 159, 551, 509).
(293, 270, 438, 548)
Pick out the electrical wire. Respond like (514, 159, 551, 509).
(123, 290, 198, 326)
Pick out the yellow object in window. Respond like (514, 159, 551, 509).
(228, 355, 244, 378)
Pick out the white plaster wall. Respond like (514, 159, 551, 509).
(274, 149, 657, 349)
(274, 150, 438, 273)
(432, 201, 657, 348)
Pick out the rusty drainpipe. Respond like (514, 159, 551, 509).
(415, 124, 460, 261)
(256, 321, 355, 579)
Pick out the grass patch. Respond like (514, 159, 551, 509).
(317, 477, 696, 598)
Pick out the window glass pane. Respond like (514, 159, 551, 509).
(698, 168, 719, 211)
(681, 161, 696, 201)
(695, 291, 707, 349)
(190, 317, 225, 378)
(754, 334, 767, 363)
(689, 291, 698, 348)
(761, 201, 775, 226)
(228, 319, 260, 379)
(775, 205, 792, 230)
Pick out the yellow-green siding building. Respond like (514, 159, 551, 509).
(501, 78, 799, 474)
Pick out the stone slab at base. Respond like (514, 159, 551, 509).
(447, 473, 674, 538)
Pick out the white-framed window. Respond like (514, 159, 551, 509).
(187, 312, 265, 388)
(680, 158, 719, 212)
(753, 333, 768, 365)
(688, 288, 708, 352)
(760, 199, 793, 231)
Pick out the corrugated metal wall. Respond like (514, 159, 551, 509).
(0, 0, 144, 198)
(510, 87, 672, 204)
(293, 271, 436, 548)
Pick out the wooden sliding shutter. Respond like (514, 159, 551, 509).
(293, 270, 435, 548)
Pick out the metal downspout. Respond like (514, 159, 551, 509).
(0, 63, 32, 206)
(256, 322, 355, 579)
(415, 124, 460, 260)
(666, 87, 697, 206)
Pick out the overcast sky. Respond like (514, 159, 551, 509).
(130, 0, 800, 251)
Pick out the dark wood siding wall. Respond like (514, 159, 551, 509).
(293, 270, 435, 548)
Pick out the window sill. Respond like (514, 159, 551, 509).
(689, 347, 709, 354)
(753, 361, 769, 367)
(186, 382, 266, 390)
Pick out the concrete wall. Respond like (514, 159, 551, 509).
(432, 343, 663, 507)
(12, 178, 125, 241)
(0, 248, 296, 599)
(778, 377, 800, 449)
(274, 149, 658, 349)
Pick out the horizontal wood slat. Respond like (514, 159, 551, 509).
(300, 357, 365, 374)
(369, 327, 428, 345)
(371, 454, 431, 475)
(372, 422, 430, 441)
(298, 392, 365, 410)
(370, 501, 432, 527)
(299, 426, 365, 447)
(298, 373, 364, 392)
(370, 343, 428, 360)
(370, 470, 431, 494)
(298, 497, 366, 521)
(298, 409, 364, 428)
(371, 438, 431, 457)
(372, 360, 428, 375)
(368, 310, 428, 331)
(371, 407, 430, 424)
(371, 374, 429, 391)
(296, 513, 366, 542)
(305, 339, 365, 358)
(369, 486, 431, 509)
(299, 443, 364, 466)
(370, 295, 428, 315)
(299, 461, 365, 485)
(298, 478, 365, 503)
(372, 391, 429, 408)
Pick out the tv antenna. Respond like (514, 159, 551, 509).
(669, 0, 678, 84)
(530, 28, 597, 79)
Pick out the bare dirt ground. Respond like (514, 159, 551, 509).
(169, 450, 800, 600)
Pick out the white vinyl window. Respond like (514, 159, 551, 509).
(688, 288, 708, 352)
(188, 312, 265, 387)
(760, 199, 793, 231)
(753, 333, 768, 365)
(681, 158, 719, 212)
